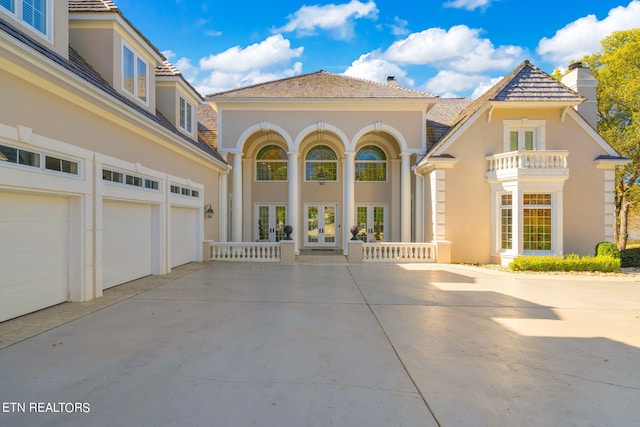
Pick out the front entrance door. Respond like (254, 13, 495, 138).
(305, 204, 338, 247)
(356, 205, 386, 242)
(255, 204, 287, 242)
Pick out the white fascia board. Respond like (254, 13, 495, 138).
(0, 35, 226, 172)
(488, 100, 579, 109)
(156, 77, 203, 104)
(430, 104, 492, 157)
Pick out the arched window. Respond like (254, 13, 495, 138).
(355, 145, 387, 181)
(305, 145, 337, 182)
(256, 145, 287, 181)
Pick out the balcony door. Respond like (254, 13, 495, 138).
(255, 204, 287, 242)
(305, 204, 338, 247)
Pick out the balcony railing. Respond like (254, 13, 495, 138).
(206, 242, 281, 262)
(487, 150, 569, 172)
(362, 242, 437, 263)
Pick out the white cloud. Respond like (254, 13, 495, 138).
(162, 50, 176, 60)
(384, 25, 523, 72)
(424, 70, 502, 98)
(343, 52, 414, 87)
(537, 1, 640, 65)
(199, 34, 303, 73)
(443, 0, 493, 11)
(274, 0, 378, 40)
(389, 16, 409, 36)
(196, 62, 304, 95)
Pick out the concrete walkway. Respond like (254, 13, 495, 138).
(0, 262, 639, 426)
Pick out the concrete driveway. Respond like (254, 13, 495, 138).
(0, 262, 639, 426)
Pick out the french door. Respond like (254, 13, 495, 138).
(305, 204, 338, 247)
(255, 204, 287, 242)
(356, 205, 386, 242)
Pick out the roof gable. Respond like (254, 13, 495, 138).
(424, 60, 587, 158)
(207, 71, 437, 99)
(68, 0, 118, 12)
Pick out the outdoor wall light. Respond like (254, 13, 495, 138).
(205, 203, 214, 218)
(317, 169, 326, 185)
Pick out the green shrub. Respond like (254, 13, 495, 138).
(595, 242, 621, 259)
(621, 247, 640, 268)
(509, 254, 620, 272)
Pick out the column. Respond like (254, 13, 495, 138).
(232, 152, 243, 241)
(400, 153, 412, 242)
(288, 152, 300, 254)
(344, 151, 355, 252)
(218, 157, 229, 242)
(414, 171, 424, 242)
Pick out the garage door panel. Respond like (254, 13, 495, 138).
(103, 201, 152, 289)
(171, 207, 198, 268)
(0, 192, 69, 322)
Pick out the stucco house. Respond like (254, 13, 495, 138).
(207, 61, 627, 265)
(0, 0, 627, 322)
(0, 0, 227, 322)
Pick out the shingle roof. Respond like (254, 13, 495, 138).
(197, 104, 218, 149)
(155, 60, 181, 77)
(68, 0, 118, 11)
(0, 17, 225, 164)
(424, 60, 585, 157)
(207, 71, 437, 99)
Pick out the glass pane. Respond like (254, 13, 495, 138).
(525, 131, 534, 150)
(501, 208, 512, 250)
(275, 206, 286, 242)
(306, 145, 337, 161)
(45, 155, 60, 171)
(136, 58, 147, 101)
(23, 0, 47, 34)
(356, 145, 386, 160)
(510, 131, 518, 151)
(257, 145, 287, 160)
(356, 207, 367, 242)
(62, 159, 78, 174)
(355, 162, 386, 181)
(373, 206, 384, 241)
(0, 145, 18, 163)
(0, 0, 14, 12)
(179, 98, 186, 129)
(307, 207, 318, 243)
(186, 103, 192, 133)
(324, 206, 335, 243)
(258, 206, 269, 240)
(18, 149, 40, 167)
(123, 47, 134, 94)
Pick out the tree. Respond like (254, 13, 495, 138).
(582, 29, 640, 250)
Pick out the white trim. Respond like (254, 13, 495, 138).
(234, 122, 294, 153)
(294, 121, 350, 153)
(178, 94, 195, 136)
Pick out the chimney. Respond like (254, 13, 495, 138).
(561, 62, 598, 129)
(386, 76, 399, 87)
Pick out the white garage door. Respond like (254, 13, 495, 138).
(171, 206, 198, 268)
(0, 192, 69, 322)
(103, 200, 152, 289)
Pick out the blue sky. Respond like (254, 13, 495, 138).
(114, 0, 640, 98)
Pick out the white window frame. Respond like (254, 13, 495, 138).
(503, 119, 546, 152)
(179, 95, 194, 135)
(0, 0, 53, 41)
(121, 42, 149, 106)
(0, 142, 81, 178)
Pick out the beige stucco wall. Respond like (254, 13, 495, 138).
(0, 68, 222, 240)
(68, 27, 115, 86)
(433, 107, 609, 263)
(217, 109, 425, 152)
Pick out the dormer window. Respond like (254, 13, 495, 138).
(503, 120, 545, 152)
(179, 96, 194, 134)
(1, 0, 51, 39)
(122, 44, 148, 104)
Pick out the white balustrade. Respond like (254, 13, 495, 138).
(487, 151, 569, 172)
(207, 242, 281, 262)
(362, 242, 437, 263)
